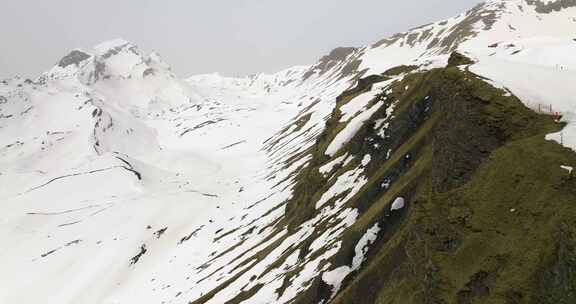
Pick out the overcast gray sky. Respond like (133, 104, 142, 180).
(1, 0, 482, 79)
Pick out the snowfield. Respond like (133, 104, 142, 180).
(467, 37, 576, 151)
(1, 1, 575, 303)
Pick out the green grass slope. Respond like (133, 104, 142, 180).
(286, 55, 576, 304)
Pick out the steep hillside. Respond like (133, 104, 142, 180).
(1, 1, 575, 304)
(287, 59, 576, 304)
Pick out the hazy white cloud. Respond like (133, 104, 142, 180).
(0, 0, 481, 79)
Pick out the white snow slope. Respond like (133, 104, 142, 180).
(0, 1, 575, 303)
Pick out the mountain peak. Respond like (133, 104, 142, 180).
(93, 38, 132, 54)
(43, 39, 174, 85)
(57, 49, 92, 68)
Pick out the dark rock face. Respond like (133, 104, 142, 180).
(373, 1, 503, 55)
(435, 2, 503, 53)
(321, 47, 358, 65)
(130, 244, 147, 265)
(526, 0, 576, 13)
(101, 43, 129, 59)
(431, 83, 502, 193)
(94, 61, 106, 81)
(302, 47, 360, 81)
(143, 68, 155, 77)
(58, 50, 91, 68)
(447, 52, 475, 67)
(537, 224, 576, 304)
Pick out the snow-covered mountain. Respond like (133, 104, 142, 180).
(1, 1, 576, 303)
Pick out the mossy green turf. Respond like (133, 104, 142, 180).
(332, 133, 576, 304)
(190, 56, 576, 304)
(288, 61, 576, 303)
(326, 67, 576, 303)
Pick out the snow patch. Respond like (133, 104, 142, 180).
(561, 165, 573, 174)
(361, 154, 372, 167)
(321, 222, 380, 298)
(391, 197, 406, 211)
(325, 101, 383, 156)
